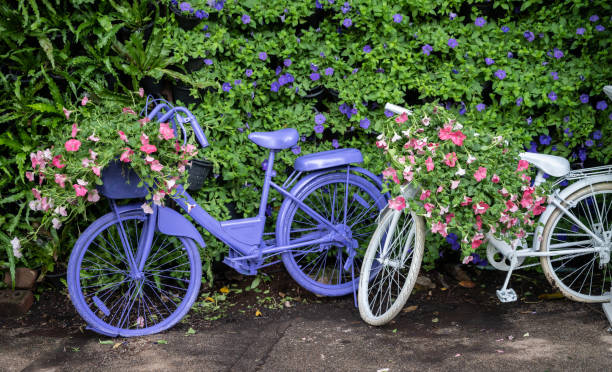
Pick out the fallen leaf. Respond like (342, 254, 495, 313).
(496, 338, 503, 342)
(205, 296, 215, 303)
(392, 329, 397, 333)
(279, 292, 286, 298)
(496, 350, 504, 353)
(156, 340, 168, 345)
(432, 318, 439, 323)
(112, 342, 121, 349)
(507, 335, 514, 341)
(538, 292, 564, 300)
(441, 287, 448, 291)
(458, 280, 476, 288)
(99, 340, 114, 345)
(376, 369, 389, 372)
(186, 327, 196, 335)
(402, 305, 418, 313)
(284, 301, 291, 308)
(219, 287, 229, 294)
(523, 332, 530, 337)
(454, 353, 461, 357)
(255, 309, 262, 317)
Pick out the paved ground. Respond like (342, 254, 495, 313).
(1, 270, 612, 371)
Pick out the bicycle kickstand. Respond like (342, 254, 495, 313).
(602, 296, 612, 330)
(496, 256, 518, 303)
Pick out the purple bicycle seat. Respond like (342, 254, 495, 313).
(248, 128, 299, 150)
(294, 148, 363, 172)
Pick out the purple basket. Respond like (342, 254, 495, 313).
(99, 161, 148, 200)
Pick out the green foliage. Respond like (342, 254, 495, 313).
(1, 0, 610, 278)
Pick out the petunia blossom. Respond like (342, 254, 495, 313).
(73, 184, 88, 197)
(54, 174, 67, 188)
(472, 201, 490, 215)
(64, 139, 81, 152)
(425, 157, 434, 171)
(140, 143, 157, 154)
(473, 166, 487, 182)
(444, 152, 457, 167)
(516, 160, 529, 171)
(388, 196, 406, 211)
(491, 174, 500, 183)
(118, 131, 128, 142)
(420, 189, 431, 201)
(159, 122, 175, 140)
(87, 189, 100, 203)
(141, 203, 153, 214)
(71, 123, 79, 138)
(120, 148, 134, 162)
(52, 155, 66, 169)
(431, 221, 448, 237)
(451, 180, 460, 189)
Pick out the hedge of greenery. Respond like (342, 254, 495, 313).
(1, 0, 610, 283)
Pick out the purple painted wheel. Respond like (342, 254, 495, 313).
(67, 208, 201, 337)
(277, 172, 386, 296)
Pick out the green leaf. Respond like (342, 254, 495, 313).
(99, 340, 114, 345)
(38, 36, 55, 69)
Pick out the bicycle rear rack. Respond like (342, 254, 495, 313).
(565, 165, 612, 180)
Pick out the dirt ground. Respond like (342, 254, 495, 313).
(1, 265, 611, 371)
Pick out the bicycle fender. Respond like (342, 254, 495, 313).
(157, 206, 206, 248)
(533, 174, 612, 252)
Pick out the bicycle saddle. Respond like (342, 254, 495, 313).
(519, 152, 570, 177)
(248, 128, 299, 150)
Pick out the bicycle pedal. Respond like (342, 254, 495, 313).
(496, 288, 517, 303)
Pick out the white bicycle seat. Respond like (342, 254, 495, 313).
(519, 152, 570, 177)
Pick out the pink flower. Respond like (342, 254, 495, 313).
(122, 107, 136, 115)
(31, 188, 41, 199)
(40, 197, 52, 211)
(445, 213, 455, 224)
(140, 133, 150, 145)
(52, 155, 66, 168)
(462, 255, 474, 264)
(138, 87, 144, 97)
(152, 191, 165, 205)
(81, 158, 91, 167)
(473, 166, 487, 182)
(388, 196, 406, 211)
(375, 140, 388, 149)
(87, 189, 100, 203)
(140, 143, 157, 154)
(64, 139, 81, 152)
(62, 107, 72, 119)
(444, 152, 457, 167)
(515, 229, 526, 239)
(88, 134, 100, 142)
(450, 130, 466, 146)
(505, 200, 518, 213)
(71, 123, 79, 138)
(436, 185, 444, 193)
(150, 160, 163, 172)
(425, 156, 434, 172)
(73, 184, 88, 197)
(403, 168, 414, 182)
(138, 117, 151, 126)
(472, 201, 490, 215)
(491, 174, 500, 183)
(52, 217, 62, 229)
(421, 115, 430, 126)
(419, 189, 431, 201)
(460, 196, 472, 206)
(451, 180, 460, 189)
(382, 167, 399, 184)
(159, 122, 175, 140)
(25, 171, 34, 182)
(54, 174, 67, 188)
(438, 125, 453, 141)
(395, 113, 408, 124)
(118, 131, 128, 142)
(81, 96, 88, 106)
(471, 233, 485, 249)
(120, 148, 134, 162)
(54, 206, 67, 216)
(182, 143, 198, 156)
(89, 149, 98, 161)
(424, 203, 435, 213)
(517, 160, 529, 172)
(431, 221, 448, 237)
(466, 154, 477, 164)
(141, 203, 153, 214)
(92, 166, 101, 177)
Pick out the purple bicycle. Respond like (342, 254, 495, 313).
(67, 102, 387, 337)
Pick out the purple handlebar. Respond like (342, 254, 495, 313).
(147, 104, 209, 149)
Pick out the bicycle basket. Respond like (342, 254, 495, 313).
(99, 161, 148, 199)
(186, 158, 213, 191)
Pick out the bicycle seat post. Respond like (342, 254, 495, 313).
(259, 150, 277, 218)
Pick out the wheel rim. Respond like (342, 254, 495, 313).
(72, 212, 199, 335)
(284, 176, 385, 293)
(362, 209, 420, 321)
(544, 186, 612, 302)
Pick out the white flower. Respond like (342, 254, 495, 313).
(391, 132, 402, 143)
(141, 203, 153, 214)
(401, 129, 411, 137)
(11, 238, 22, 259)
(186, 203, 196, 213)
(467, 154, 477, 164)
(52, 218, 62, 229)
(42, 149, 53, 160)
(453, 122, 463, 130)
(77, 179, 88, 186)
(54, 206, 67, 216)
(455, 167, 466, 176)
(376, 133, 386, 140)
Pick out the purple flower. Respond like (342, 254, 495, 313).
(310, 63, 318, 72)
(275, 66, 282, 75)
(507, 51, 514, 58)
(258, 52, 267, 60)
(245, 69, 253, 77)
(596, 101, 608, 110)
(524, 31, 535, 42)
(474, 17, 486, 27)
(516, 97, 523, 106)
(501, 26, 510, 33)
(270, 81, 279, 92)
(222, 82, 231, 92)
(343, 18, 352, 27)
(241, 14, 251, 24)
(563, 116, 569, 122)
(494, 69, 506, 79)
(592, 130, 602, 140)
(332, 139, 339, 148)
(590, 14, 599, 22)
(527, 116, 533, 125)
(476, 103, 486, 112)
(548, 91, 557, 101)
(447, 38, 458, 48)
(310, 72, 320, 81)
(384, 110, 393, 118)
(324, 67, 334, 76)
(539, 134, 551, 145)
(314, 123, 324, 133)
(359, 117, 370, 129)
(585, 139, 594, 147)
(291, 145, 301, 155)
(339, 104, 349, 114)
(449, 12, 457, 20)
(528, 141, 537, 152)
(422, 44, 433, 56)
(576, 27, 586, 35)
(363, 45, 372, 53)
(341, 2, 351, 14)
(578, 148, 587, 162)
(204, 32, 211, 38)
(580, 94, 589, 103)
(485, 57, 495, 65)
(202, 25, 208, 31)
(564, 128, 573, 137)
(550, 71, 558, 80)
(553, 48, 564, 59)
(179, 2, 193, 12)
(315, 113, 326, 125)
(284, 58, 292, 67)
(234, 79, 241, 85)
(596, 25, 605, 32)
(195, 10, 208, 19)
(393, 14, 403, 23)
(452, 69, 458, 74)
(204, 58, 213, 65)
(352, 68, 359, 74)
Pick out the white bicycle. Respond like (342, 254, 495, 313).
(358, 92, 612, 326)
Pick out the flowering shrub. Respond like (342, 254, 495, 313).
(378, 104, 548, 261)
(25, 93, 198, 234)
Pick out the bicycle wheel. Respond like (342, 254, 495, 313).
(540, 182, 612, 302)
(358, 207, 425, 325)
(67, 208, 202, 337)
(277, 171, 387, 296)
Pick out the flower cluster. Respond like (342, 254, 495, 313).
(377, 104, 548, 260)
(26, 94, 199, 232)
